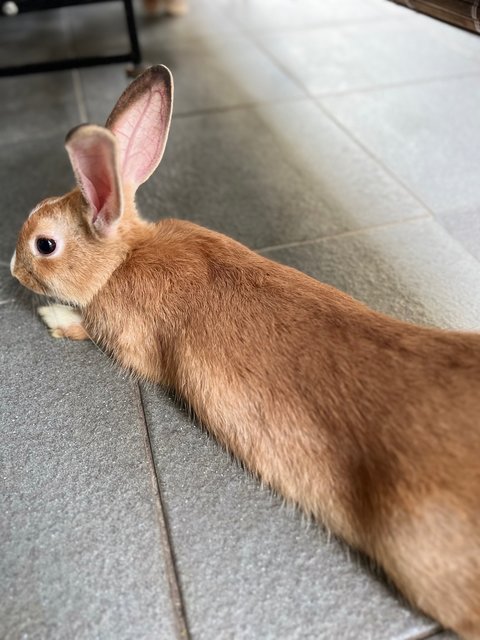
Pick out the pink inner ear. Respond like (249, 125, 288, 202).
(110, 86, 171, 189)
(66, 127, 123, 235)
(77, 152, 114, 219)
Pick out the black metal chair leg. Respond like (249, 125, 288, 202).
(123, 0, 141, 65)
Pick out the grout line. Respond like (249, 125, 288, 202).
(63, 4, 89, 124)
(315, 100, 437, 216)
(72, 69, 89, 123)
(134, 383, 191, 640)
(257, 214, 431, 254)
(0, 299, 15, 306)
(0, 260, 11, 267)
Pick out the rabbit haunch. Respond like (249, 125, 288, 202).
(10, 65, 480, 639)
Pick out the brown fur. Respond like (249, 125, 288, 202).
(11, 66, 480, 638)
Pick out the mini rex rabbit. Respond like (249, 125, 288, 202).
(10, 65, 480, 638)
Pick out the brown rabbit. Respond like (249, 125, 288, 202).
(10, 65, 480, 639)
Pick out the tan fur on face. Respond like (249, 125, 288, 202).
(11, 66, 480, 639)
(12, 190, 131, 305)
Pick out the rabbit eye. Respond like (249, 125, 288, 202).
(36, 238, 57, 255)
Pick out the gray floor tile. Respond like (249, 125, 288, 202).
(262, 218, 480, 330)
(141, 386, 436, 640)
(0, 135, 75, 264)
(0, 9, 72, 68)
(137, 100, 427, 250)
(321, 77, 480, 214)
(0, 297, 179, 639)
(0, 72, 79, 146)
(260, 20, 479, 96)
(216, 0, 385, 32)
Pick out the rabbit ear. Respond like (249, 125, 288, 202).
(65, 124, 123, 237)
(105, 64, 173, 194)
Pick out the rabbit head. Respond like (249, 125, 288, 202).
(10, 65, 173, 306)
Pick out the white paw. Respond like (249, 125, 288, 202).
(38, 304, 83, 338)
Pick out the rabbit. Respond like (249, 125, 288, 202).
(10, 65, 480, 639)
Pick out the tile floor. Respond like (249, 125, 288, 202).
(1, 0, 480, 638)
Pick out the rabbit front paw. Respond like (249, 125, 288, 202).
(38, 305, 89, 341)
